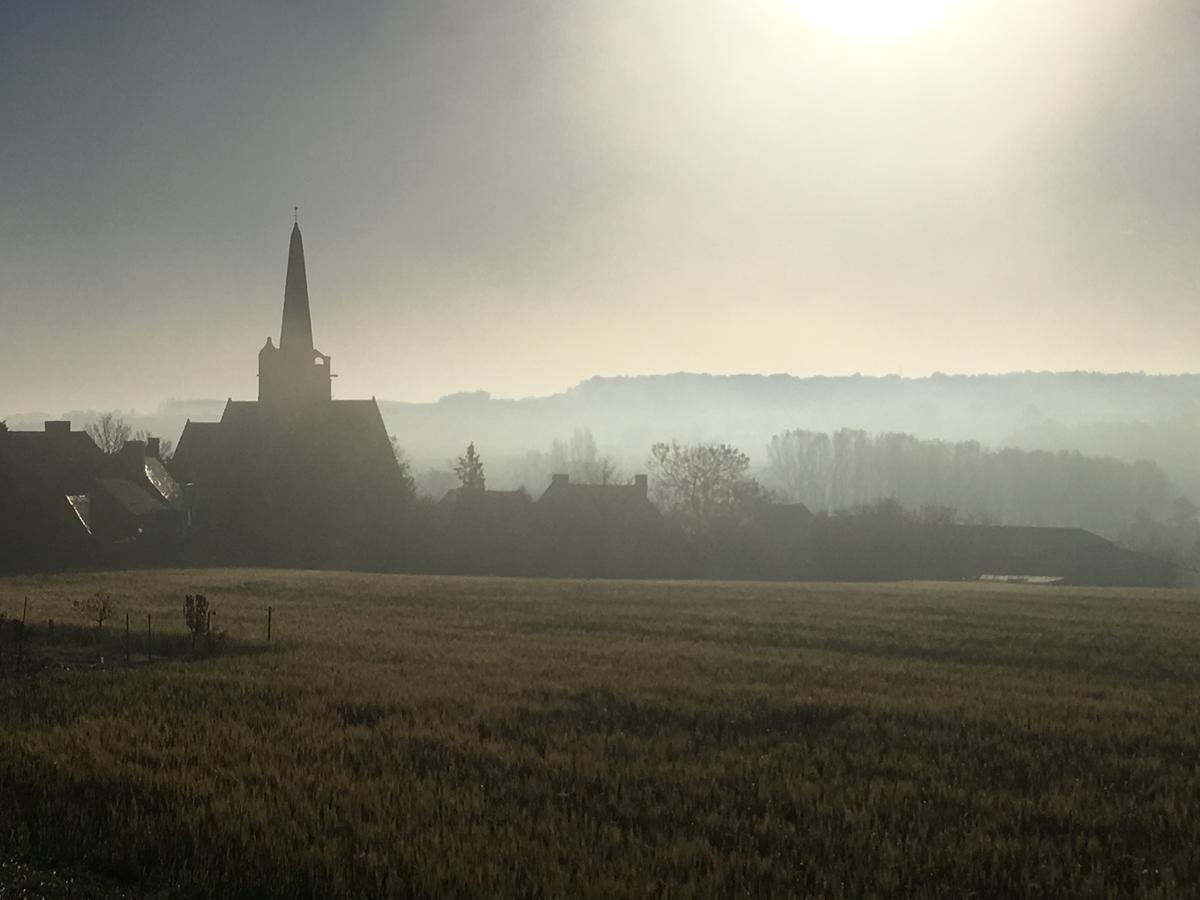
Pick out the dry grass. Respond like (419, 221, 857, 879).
(1, 569, 1198, 898)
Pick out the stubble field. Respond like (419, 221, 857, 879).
(0, 569, 1197, 898)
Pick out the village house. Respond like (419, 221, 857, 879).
(0, 421, 182, 571)
(532, 473, 666, 577)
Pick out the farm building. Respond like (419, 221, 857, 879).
(957, 524, 1177, 587)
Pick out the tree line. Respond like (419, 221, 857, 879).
(762, 428, 1177, 539)
(20, 416, 1182, 584)
(85, 411, 1184, 545)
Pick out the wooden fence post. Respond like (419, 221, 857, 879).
(267, 606, 272, 644)
(146, 612, 152, 662)
(16, 597, 28, 674)
(125, 613, 131, 664)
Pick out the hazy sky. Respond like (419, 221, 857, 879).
(2, 0, 1198, 413)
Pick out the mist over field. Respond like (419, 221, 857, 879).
(11, 368, 1200, 492)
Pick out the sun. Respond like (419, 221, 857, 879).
(791, 0, 959, 42)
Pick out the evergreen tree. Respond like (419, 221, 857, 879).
(455, 442, 486, 491)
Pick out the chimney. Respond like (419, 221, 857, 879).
(551, 473, 569, 487)
(634, 474, 648, 496)
(44, 420, 70, 435)
(145, 437, 161, 459)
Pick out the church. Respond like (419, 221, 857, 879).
(171, 220, 407, 566)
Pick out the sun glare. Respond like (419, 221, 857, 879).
(791, 0, 959, 42)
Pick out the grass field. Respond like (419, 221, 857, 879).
(1, 570, 1198, 898)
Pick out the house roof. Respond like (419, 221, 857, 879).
(751, 503, 815, 528)
(94, 478, 170, 517)
(439, 487, 531, 511)
(0, 424, 169, 544)
(143, 457, 184, 507)
(536, 475, 657, 520)
(956, 525, 1111, 556)
(0, 428, 108, 495)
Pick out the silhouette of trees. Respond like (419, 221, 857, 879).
(765, 428, 1176, 537)
(133, 429, 173, 461)
(85, 417, 175, 459)
(550, 427, 622, 484)
(415, 467, 458, 499)
(389, 435, 417, 499)
(86, 413, 131, 454)
(1119, 497, 1200, 574)
(648, 441, 767, 533)
(455, 442, 486, 491)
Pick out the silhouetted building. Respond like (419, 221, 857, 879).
(0, 422, 180, 571)
(439, 486, 531, 515)
(429, 486, 535, 574)
(116, 438, 184, 510)
(537, 473, 654, 516)
(735, 502, 817, 579)
(172, 220, 406, 566)
(533, 473, 666, 576)
(956, 525, 1177, 587)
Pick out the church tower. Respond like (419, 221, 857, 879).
(258, 219, 333, 408)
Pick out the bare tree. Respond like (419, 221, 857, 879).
(549, 427, 623, 484)
(133, 429, 174, 461)
(86, 413, 131, 455)
(455, 442, 485, 491)
(647, 441, 768, 533)
(592, 456, 621, 485)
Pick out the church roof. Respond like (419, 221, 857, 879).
(171, 420, 223, 484)
(177, 398, 403, 515)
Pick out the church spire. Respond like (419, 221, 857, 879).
(280, 218, 314, 352)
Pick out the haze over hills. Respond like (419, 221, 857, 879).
(7, 370, 1200, 497)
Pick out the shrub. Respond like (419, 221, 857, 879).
(72, 591, 115, 633)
